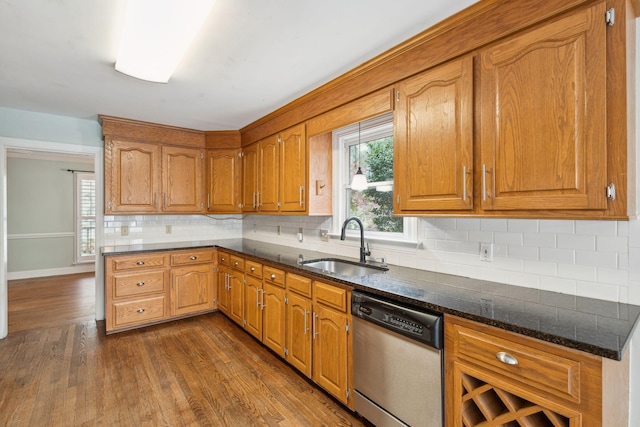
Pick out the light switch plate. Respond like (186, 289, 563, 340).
(480, 242, 493, 261)
(320, 229, 329, 242)
(121, 225, 129, 236)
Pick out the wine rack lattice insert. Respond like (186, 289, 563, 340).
(460, 372, 570, 427)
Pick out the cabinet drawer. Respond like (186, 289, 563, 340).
(218, 252, 230, 266)
(313, 281, 348, 312)
(171, 249, 215, 266)
(112, 296, 166, 327)
(245, 260, 263, 279)
(230, 255, 245, 271)
(451, 321, 581, 402)
(113, 271, 166, 299)
(110, 253, 167, 271)
(287, 273, 312, 297)
(264, 266, 285, 288)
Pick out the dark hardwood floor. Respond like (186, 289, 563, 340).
(1, 273, 365, 426)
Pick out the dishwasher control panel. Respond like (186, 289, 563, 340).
(353, 291, 443, 349)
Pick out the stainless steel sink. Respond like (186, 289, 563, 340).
(300, 258, 387, 276)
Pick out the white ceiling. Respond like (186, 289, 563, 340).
(0, 0, 478, 131)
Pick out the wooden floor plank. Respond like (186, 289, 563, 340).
(2, 274, 365, 426)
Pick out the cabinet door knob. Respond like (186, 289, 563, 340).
(496, 351, 518, 365)
(137, 308, 145, 313)
(190, 256, 197, 260)
(234, 261, 238, 267)
(250, 267, 255, 272)
(221, 257, 225, 262)
(136, 261, 145, 265)
(270, 273, 276, 280)
(137, 282, 145, 286)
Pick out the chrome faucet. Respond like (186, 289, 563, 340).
(340, 216, 371, 263)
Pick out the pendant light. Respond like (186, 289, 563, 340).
(351, 122, 368, 191)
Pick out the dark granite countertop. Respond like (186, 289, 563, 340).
(102, 238, 640, 361)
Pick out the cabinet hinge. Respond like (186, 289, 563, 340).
(278, 137, 282, 144)
(237, 151, 243, 158)
(243, 319, 246, 326)
(396, 91, 400, 102)
(200, 202, 204, 209)
(346, 389, 350, 400)
(200, 152, 204, 159)
(107, 201, 112, 210)
(277, 201, 281, 208)
(243, 278, 246, 284)
(238, 203, 243, 209)
(346, 322, 350, 334)
(284, 347, 289, 356)
(108, 141, 113, 150)
(606, 8, 615, 26)
(284, 296, 288, 304)
(606, 183, 616, 201)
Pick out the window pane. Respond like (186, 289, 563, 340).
(80, 219, 95, 256)
(80, 179, 95, 217)
(347, 135, 400, 233)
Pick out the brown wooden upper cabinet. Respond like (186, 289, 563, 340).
(242, 123, 307, 213)
(105, 139, 204, 214)
(479, 3, 606, 211)
(206, 148, 242, 213)
(394, 56, 474, 212)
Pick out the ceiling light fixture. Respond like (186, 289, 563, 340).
(351, 122, 368, 191)
(115, 0, 216, 83)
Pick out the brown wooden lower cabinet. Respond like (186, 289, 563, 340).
(445, 314, 629, 427)
(105, 249, 217, 333)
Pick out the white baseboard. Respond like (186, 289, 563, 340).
(7, 264, 95, 280)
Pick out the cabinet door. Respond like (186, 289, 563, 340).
(106, 139, 161, 213)
(479, 3, 606, 211)
(262, 283, 286, 357)
(242, 143, 259, 212)
(244, 275, 262, 340)
(286, 292, 312, 377)
(279, 124, 306, 212)
(313, 304, 349, 404)
(216, 266, 229, 315)
(394, 57, 473, 212)
(170, 264, 214, 317)
(162, 146, 204, 213)
(206, 149, 242, 213)
(228, 270, 244, 326)
(258, 134, 280, 212)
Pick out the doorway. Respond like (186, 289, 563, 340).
(0, 136, 104, 338)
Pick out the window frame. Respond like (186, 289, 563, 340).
(74, 171, 96, 264)
(331, 113, 417, 244)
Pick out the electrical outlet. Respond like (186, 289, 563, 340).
(480, 242, 493, 261)
(297, 228, 303, 242)
(320, 229, 329, 242)
(121, 225, 129, 236)
(481, 298, 494, 317)
(166, 225, 172, 234)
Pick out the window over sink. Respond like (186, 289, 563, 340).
(332, 112, 417, 243)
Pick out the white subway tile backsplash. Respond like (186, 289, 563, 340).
(494, 232, 523, 246)
(557, 263, 596, 282)
(557, 234, 596, 250)
(575, 220, 617, 236)
(523, 233, 556, 248)
(539, 220, 575, 234)
(575, 250, 618, 269)
(596, 235, 629, 253)
(234, 215, 638, 305)
(480, 218, 508, 232)
(540, 247, 575, 264)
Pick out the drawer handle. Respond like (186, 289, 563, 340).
(136, 261, 145, 265)
(137, 308, 145, 313)
(270, 273, 276, 280)
(234, 261, 238, 267)
(250, 267, 255, 272)
(190, 256, 197, 260)
(137, 281, 145, 287)
(221, 257, 225, 262)
(496, 352, 518, 365)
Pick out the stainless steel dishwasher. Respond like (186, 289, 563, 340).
(352, 291, 443, 427)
